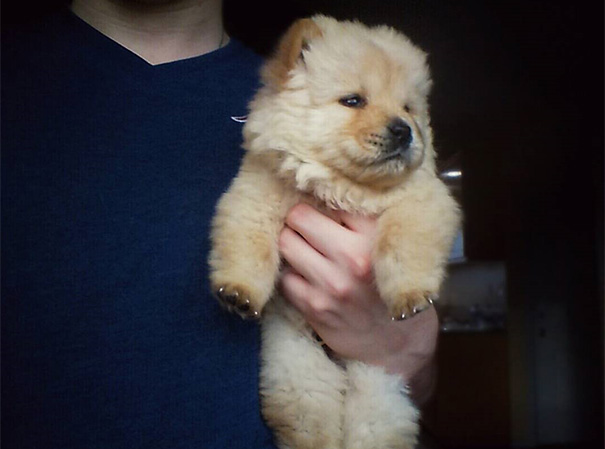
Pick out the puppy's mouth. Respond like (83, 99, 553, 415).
(364, 119, 424, 169)
(375, 145, 416, 164)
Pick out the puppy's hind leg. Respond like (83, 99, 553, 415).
(344, 362, 419, 449)
(260, 298, 346, 449)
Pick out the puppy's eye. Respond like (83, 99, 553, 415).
(339, 94, 367, 108)
(404, 104, 412, 113)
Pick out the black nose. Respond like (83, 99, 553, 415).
(387, 118, 413, 149)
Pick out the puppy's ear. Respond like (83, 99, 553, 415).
(261, 18, 323, 88)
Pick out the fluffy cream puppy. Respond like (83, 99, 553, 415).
(209, 15, 460, 449)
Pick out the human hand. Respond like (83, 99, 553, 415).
(278, 203, 439, 405)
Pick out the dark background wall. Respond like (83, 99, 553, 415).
(3, 0, 603, 447)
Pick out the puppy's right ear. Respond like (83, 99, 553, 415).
(261, 18, 323, 88)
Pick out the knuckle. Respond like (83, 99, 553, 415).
(327, 278, 353, 300)
(308, 300, 331, 321)
(348, 253, 372, 279)
(339, 246, 372, 280)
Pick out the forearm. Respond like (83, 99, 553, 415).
(371, 307, 439, 407)
(407, 350, 437, 407)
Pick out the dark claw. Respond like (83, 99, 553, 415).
(225, 295, 238, 306)
(391, 292, 438, 321)
(413, 303, 431, 315)
(426, 293, 439, 305)
(216, 287, 238, 306)
(237, 299, 251, 312)
(215, 287, 261, 320)
(240, 310, 260, 321)
(234, 306, 260, 321)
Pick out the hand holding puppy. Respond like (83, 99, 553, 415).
(279, 203, 438, 406)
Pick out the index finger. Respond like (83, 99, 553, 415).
(283, 203, 370, 276)
(284, 204, 355, 254)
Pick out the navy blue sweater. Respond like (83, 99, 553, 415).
(2, 10, 276, 448)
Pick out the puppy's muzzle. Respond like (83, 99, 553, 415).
(380, 118, 414, 162)
(388, 118, 412, 150)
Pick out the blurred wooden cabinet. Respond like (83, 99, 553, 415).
(422, 332, 510, 448)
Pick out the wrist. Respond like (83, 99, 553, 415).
(365, 308, 440, 405)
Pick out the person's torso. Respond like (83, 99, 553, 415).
(1, 10, 276, 448)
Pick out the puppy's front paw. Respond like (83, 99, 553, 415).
(389, 290, 438, 321)
(215, 284, 264, 320)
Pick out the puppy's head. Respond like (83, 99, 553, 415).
(245, 16, 434, 189)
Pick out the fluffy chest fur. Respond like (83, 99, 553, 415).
(248, 148, 434, 216)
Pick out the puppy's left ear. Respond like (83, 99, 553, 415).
(261, 18, 323, 88)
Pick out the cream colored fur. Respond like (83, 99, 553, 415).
(209, 15, 460, 449)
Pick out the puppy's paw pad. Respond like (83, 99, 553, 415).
(215, 285, 262, 320)
(389, 290, 438, 321)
